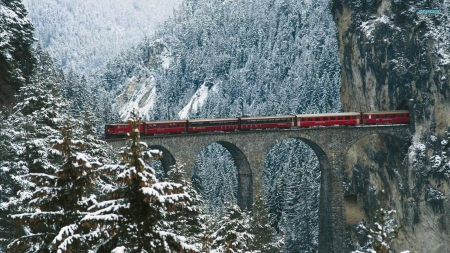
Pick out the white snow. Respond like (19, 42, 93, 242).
(178, 83, 217, 119)
(119, 75, 157, 120)
(360, 15, 396, 42)
(111, 246, 126, 253)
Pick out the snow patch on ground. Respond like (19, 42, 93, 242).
(360, 15, 395, 42)
(119, 76, 157, 120)
(178, 83, 217, 119)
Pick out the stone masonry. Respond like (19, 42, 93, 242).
(106, 124, 411, 253)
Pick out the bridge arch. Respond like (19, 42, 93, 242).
(263, 136, 333, 252)
(215, 141, 253, 210)
(148, 145, 176, 177)
(193, 141, 253, 211)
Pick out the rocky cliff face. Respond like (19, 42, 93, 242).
(332, 0, 449, 136)
(332, 1, 450, 252)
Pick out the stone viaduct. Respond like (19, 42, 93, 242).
(106, 124, 412, 253)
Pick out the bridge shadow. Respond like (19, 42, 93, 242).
(148, 145, 176, 177)
(215, 141, 253, 211)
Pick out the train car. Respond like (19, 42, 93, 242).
(362, 110, 410, 125)
(240, 115, 295, 130)
(297, 112, 360, 127)
(144, 120, 187, 135)
(104, 123, 145, 138)
(188, 118, 239, 133)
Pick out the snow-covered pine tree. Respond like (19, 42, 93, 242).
(248, 196, 283, 253)
(166, 163, 204, 246)
(352, 190, 404, 253)
(0, 47, 67, 251)
(81, 112, 197, 252)
(8, 117, 101, 252)
(0, 0, 35, 108)
(211, 204, 252, 253)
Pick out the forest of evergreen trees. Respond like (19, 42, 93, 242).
(0, 47, 283, 251)
(1, 0, 345, 251)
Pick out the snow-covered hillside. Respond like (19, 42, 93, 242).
(22, 0, 182, 74)
(100, 0, 341, 121)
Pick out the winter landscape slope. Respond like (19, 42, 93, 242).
(99, 0, 341, 121)
(22, 0, 183, 75)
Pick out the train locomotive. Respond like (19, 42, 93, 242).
(105, 110, 410, 138)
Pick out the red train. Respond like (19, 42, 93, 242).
(104, 110, 410, 138)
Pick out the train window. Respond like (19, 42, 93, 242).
(338, 116, 342, 120)
(391, 114, 396, 118)
(330, 117, 335, 120)
(376, 115, 380, 119)
(383, 114, 388, 118)
(316, 117, 320, 121)
(399, 114, 403, 117)
(323, 117, 328, 120)
(308, 118, 313, 121)
(345, 116, 350, 120)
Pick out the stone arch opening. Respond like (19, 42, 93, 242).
(216, 141, 252, 211)
(192, 141, 252, 211)
(148, 145, 176, 177)
(263, 137, 332, 253)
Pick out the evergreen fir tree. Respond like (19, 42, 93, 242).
(249, 196, 283, 253)
(166, 163, 204, 246)
(0, 48, 67, 251)
(81, 112, 197, 252)
(8, 117, 101, 252)
(0, 0, 35, 107)
(211, 204, 252, 253)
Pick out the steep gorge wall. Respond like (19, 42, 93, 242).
(332, 0, 449, 136)
(332, 0, 450, 252)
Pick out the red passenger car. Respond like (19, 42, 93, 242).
(144, 120, 187, 135)
(104, 123, 145, 138)
(188, 118, 239, 133)
(297, 112, 360, 127)
(362, 110, 409, 125)
(240, 116, 295, 130)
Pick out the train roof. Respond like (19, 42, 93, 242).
(240, 115, 295, 120)
(296, 112, 360, 117)
(188, 118, 238, 122)
(144, 120, 187, 124)
(362, 110, 409, 114)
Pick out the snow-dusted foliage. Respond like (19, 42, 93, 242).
(210, 204, 253, 253)
(429, 129, 450, 180)
(192, 143, 238, 209)
(248, 196, 284, 253)
(351, 191, 403, 253)
(98, 0, 341, 121)
(82, 114, 197, 252)
(166, 163, 204, 248)
(0, 0, 35, 106)
(8, 118, 102, 252)
(264, 138, 320, 252)
(408, 130, 450, 213)
(22, 0, 182, 75)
